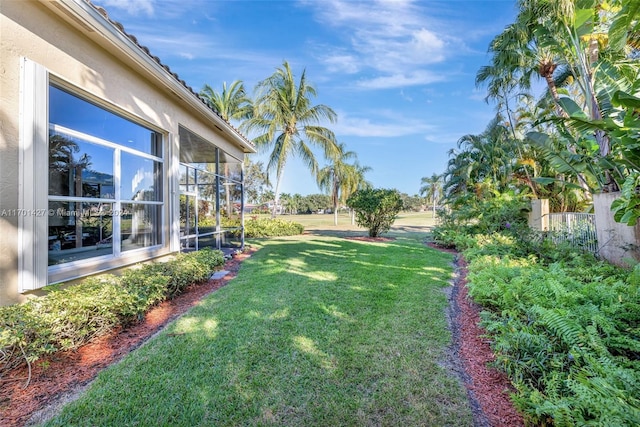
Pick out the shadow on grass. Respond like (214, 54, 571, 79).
(46, 237, 471, 427)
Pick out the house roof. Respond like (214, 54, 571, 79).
(44, 0, 256, 154)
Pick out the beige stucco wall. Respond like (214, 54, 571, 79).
(528, 199, 549, 231)
(593, 192, 640, 267)
(0, 1, 249, 305)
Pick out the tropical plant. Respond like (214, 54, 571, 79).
(453, 0, 640, 224)
(243, 157, 271, 204)
(419, 173, 442, 217)
(443, 117, 516, 206)
(317, 143, 372, 226)
(199, 80, 253, 122)
(242, 61, 340, 217)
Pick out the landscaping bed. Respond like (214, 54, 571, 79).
(1, 249, 255, 426)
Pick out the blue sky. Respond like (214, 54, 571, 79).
(93, 0, 517, 196)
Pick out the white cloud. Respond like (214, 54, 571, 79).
(97, 0, 154, 16)
(357, 70, 446, 89)
(324, 54, 361, 74)
(333, 110, 435, 138)
(304, 0, 463, 89)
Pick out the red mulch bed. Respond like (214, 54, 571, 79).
(427, 242, 524, 427)
(1, 244, 524, 426)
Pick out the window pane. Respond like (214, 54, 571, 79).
(179, 165, 196, 193)
(50, 85, 161, 155)
(49, 132, 115, 198)
(221, 179, 242, 217)
(180, 195, 196, 237)
(48, 201, 113, 265)
(197, 200, 216, 234)
(121, 204, 161, 251)
(220, 158, 242, 182)
(121, 153, 162, 201)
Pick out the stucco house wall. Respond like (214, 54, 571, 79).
(0, 0, 255, 305)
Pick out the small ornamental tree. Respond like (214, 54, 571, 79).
(347, 188, 403, 237)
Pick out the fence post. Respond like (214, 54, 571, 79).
(593, 192, 640, 266)
(529, 199, 549, 231)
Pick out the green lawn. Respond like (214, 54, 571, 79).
(44, 214, 472, 426)
(269, 211, 437, 236)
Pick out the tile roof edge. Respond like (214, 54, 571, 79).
(83, 0, 255, 151)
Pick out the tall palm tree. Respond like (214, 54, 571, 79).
(242, 61, 340, 217)
(317, 143, 353, 226)
(419, 173, 442, 219)
(317, 143, 371, 226)
(200, 80, 254, 218)
(199, 80, 252, 122)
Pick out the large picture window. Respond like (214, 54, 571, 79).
(47, 85, 163, 267)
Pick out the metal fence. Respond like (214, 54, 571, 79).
(547, 212, 598, 254)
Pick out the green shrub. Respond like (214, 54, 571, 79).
(346, 188, 403, 237)
(243, 217, 304, 237)
(0, 248, 225, 379)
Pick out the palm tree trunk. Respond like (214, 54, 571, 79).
(333, 181, 339, 226)
(272, 173, 283, 219)
(502, 92, 539, 198)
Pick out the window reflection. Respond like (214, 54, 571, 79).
(48, 201, 113, 265)
(50, 86, 160, 155)
(49, 132, 115, 198)
(121, 204, 161, 251)
(121, 153, 161, 201)
(48, 84, 164, 269)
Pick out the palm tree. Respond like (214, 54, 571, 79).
(419, 174, 442, 219)
(456, 118, 514, 190)
(200, 80, 254, 218)
(289, 193, 303, 215)
(243, 158, 271, 205)
(242, 61, 340, 217)
(317, 143, 371, 226)
(341, 162, 373, 225)
(199, 80, 252, 122)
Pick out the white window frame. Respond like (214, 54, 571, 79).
(19, 58, 49, 292)
(19, 57, 168, 292)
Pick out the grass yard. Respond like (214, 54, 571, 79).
(44, 214, 472, 426)
(268, 211, 437, 236)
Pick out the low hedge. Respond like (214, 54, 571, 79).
(223, 217, 304, 238)
(0, 248, 225, 379)
(244, 217, 304, 237)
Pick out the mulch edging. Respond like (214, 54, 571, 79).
(0, 248, 256, 427)
(428, 242, 524, 427)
